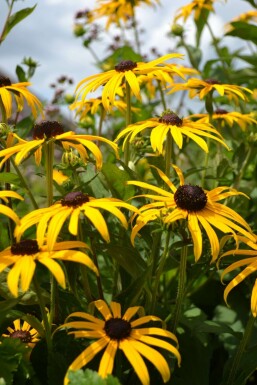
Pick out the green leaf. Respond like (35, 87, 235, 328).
(226, 22, 257, 45)
(196, 320, 241, 337)
(0, 339, 29, 385)
(195, 8, 209, 47)
(0, 172, 21, 186)
(2, 6, 37, 42)
(242, 0, 257, 8)
(101, 163, 135, 200)
(15, 65, 27, 82)
(186, 44, 202, 68)
(68, 369, 121, 385)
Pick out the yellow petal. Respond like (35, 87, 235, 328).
(98, 340, 118, 378)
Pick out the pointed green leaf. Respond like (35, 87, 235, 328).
(2, 6, 37, 42)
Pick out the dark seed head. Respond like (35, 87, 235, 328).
(104, 318, 132, 340)
(11, 240, 40, 256)
(0, 76, 12, 87)
(61, 191, 90, 207)
(10, 330, 32, 343)
(159, 112, 183, 126)
(115, 60, 137, 72)
(215, 108, 228, 115)
(33, 121, 64, 139)
(204, 79, 221, 85)
(174, 185, 207, 212)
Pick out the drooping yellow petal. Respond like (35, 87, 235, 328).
(188, 214, 202, 261)
(98, 340, 118, 378)
(39, 257, 66, 288)
(83, 206, 110, 242)
(20, 255, 36, 292)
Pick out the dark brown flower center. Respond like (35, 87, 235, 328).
(61, 191, 90, 207)
(215, 108, 228, 115)
(104, 318, 131, 340)
(11, 240, 40, 256)
(33, 121, 64, 139)
(204, 79, 221, 85)
(0, 76, 11, 87)
(10, 330, 32, 343)
(115, 60, 137, 72)
(174, 185, 207, 212)
(159, 112, 183, 126)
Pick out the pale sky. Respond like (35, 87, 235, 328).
(0, 0, 252, 102)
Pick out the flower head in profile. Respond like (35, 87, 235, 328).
(0, 190, 23, 225)
(0, 239, 98, 297)
(128, 165, 255, 262)
(75, 54, 184, 112)
(15, 192, 138, 251)
(0, 121, 118, 169)
(115, 110, 229, 154)
(60, 299, 181, 385)
(0, 75, 43, 119)
(169, 78, 252, 103)
(90, 0, 160, 29)
(220, 235, 257, 317)
(190, 109, 257, 131)
(2, 319, 40, 348)
(174, 0, 219, 22)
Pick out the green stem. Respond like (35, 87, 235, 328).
(90, 237, 104, 300)
(151, 231, 171, 313)
(233, 145, 253, 190)
(124, 81, 132, 166)
(0, 0, 14, 44)
(172, 245, 187, 333)
(131, 7, 141, 55)
(10, 159, 38, 209)
(33, 276, 52, 352)
(165, 131, 173, 179)
(226, 314, 255, 385)
(158, 81, 167, 110)
(78, 220, 93, 302)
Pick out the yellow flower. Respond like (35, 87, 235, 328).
(230, 10, 257, 24)
(59, 299, 181, 385)
(0, 75, 43, 119)
(14, 192, 138, 250)
(174, 0, 218, 22)
(90, 0, 160, 29)
(75, 54, 183, 112)
(0, 121, 118, 169)
(190, 108, 257, 131)
(0, 239, 98, 297)
(169, 78, 252, 103)
(70, 97, 139, 119)
(0, 190, 23, 225)
(115, 110, 229, 154)
(2, 319, 40, 348)
(127, 165, 255, 262)
(220, 235, 257, 317)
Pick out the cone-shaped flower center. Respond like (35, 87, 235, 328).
(11, 240, 40, 256)
(61, 191, 90, 207)
(174, 185, 207, 212)
(0, 76, 11, 87)
(159, 112, 183, 126)
(104, 318, 132, 340)
(115, 60, 137, 72)
(205, 79, 221, 85)
(33, 121, 64, 139)
(215, 108, 228, 115)
(10, 330, 32, 343)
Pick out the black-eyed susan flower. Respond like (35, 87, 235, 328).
(90, 0, 160, 29)
(115, 110, 229, 154)
(0, 239, 98, 297)
(127, 165, 255, 262)
(220, 235, 257, 317)
(0, 75, 43, 119)
(59, 299, 181, 385)
(0, 121, 118, 169)
(0, 190, 23, 225)
(169, 78, 252, 103)
(75, 54, 184, 112)
(174, 0, 219, 22)
(14, 191, 138, 250)
(190, 109, 257, 131)
(2, 319, 40, 348)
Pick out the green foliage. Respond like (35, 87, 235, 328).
(68, 369, 121, 385)
(1, 5, 36, 43)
